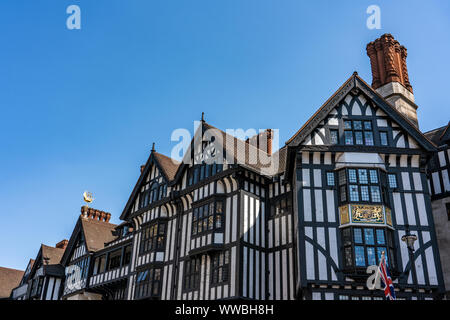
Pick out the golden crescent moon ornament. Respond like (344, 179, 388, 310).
(83, 191, 94, 204)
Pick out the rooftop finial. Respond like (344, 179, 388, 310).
(151, 142, 156, 152)
(201, 112, 205, 122)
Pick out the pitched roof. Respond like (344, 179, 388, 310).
(424, 122, 450, 146)
(0, 267, 24, 298)
(81, 217, 117, 252)
(41, 245, 65, 265)
(153, 152, 180, 180)
(286, 73, 436, 152)
(202, 122, 279, 176)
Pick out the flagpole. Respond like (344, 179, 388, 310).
(373, 251, 384, 290)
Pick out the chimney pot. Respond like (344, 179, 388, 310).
(56, 239, 69, 250)
(366, 34, 419, 127)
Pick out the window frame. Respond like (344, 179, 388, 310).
(343, 119, 375, 146)
(211, 250, 230, 286)
(191, 198, 225, 237)
(134, 266, 162, 299)
(183, 256, 201, 292)
(341, 226, 396, 272)
(337, 168, 387, 206)
(140, 221, 167, 254)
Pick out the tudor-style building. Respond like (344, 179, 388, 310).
(10, 259, 34, 300)
(424, 123, 450, 299)
(60, 206, 119, 300)
(15, 241, 68, 300)
(7, 33, 448, 301)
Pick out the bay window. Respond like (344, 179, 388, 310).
(342, 226, 396, 270)
(337, 168, 389, 206)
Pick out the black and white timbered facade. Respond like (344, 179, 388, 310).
(425, 123, 450, 298)
(10, 33, 449, 301)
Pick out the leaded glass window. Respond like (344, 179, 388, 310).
(192, 199, 224, 237)
(327, 172, 335, 186)
(388, 174, 397, 188)
(341, 227, 396, 269)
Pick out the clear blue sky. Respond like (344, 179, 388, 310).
(1, 0, 449, 270)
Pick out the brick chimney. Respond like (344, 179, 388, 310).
(80, 206, 111, 223)
(246, 129, 273, 155)
(56, 239, 69, 250)
(366, 34, 419, 127)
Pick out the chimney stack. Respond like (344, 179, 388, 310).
(366, 34, 419, 127)
(80, 206, 111, 223)
(56, 239, 69, 250)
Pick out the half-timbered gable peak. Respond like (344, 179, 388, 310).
(62, 207, 117, 265)
(120, 149, 179, 221)
(173, 120, 284, 187)
(286, 73, 436, 153)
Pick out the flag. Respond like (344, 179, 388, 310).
(378, 252, 396, 300)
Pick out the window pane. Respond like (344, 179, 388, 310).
(339, 170, 347, 185)
(388, 174, 397, 188)
(344, 120, 352, 129)
(371, 186, 381, 202)
(364, 131, 374, 146)
(355, 246, 366, 267)
(348, 169, 357, 183)
(364, 121, 372, 130)
(369, 170, 378, 183)
(364, 229, 374, 245)
(340, 185, 347, 202)
(330, 130, 338, 144)
(216, 201, 223, 213)
(327, 172, 335, 186)
(353, 121, 362, 130)
(380, 132, 388, 146)
(377, 247, 387, 263)
(344, 247, 353, 267)
(343, 228, 352, 246)
(354, 228, 363, 243)
(355, 131, 363, 145)
(361, 186, 370, 201)
(358, 169, 368, 184)
(345, 131, 353, 145)
(349, 185, 359, 201)
(215, 214, 222, 229)
(376, 229, 386, 245)
(367, 247, 376, 266)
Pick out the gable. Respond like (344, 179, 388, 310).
(60, 219, 85, 265)
(120, 152, 175, 220)
(302, 91, 423, 150)
(286, 73, 436, 152)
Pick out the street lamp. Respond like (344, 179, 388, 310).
(401, 225, 418, 294)
(401, 233, 417, 252)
